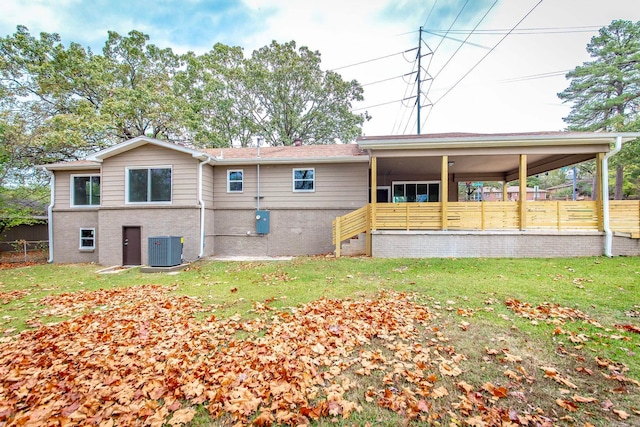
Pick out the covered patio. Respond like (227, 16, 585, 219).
(334, 132, 640, 258)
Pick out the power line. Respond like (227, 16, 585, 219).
(362, 72, 415, 87)
(329, 48, 416, 71)
(422, 30, 492, 50)
(432, 0, 498, 81)
(353, 96, 416, 112)
(496, 69, 569, 84)
(392, 48, 420, 134)
(431, 0, 545, 108)
(392, 67, 418, 134)
(431, 0, 469, 55)
(424, 25, 602, 35)
(422, 0, 439, 28)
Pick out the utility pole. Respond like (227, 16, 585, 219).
(416, 27, 432, 135)
(417, 27, 423, 135)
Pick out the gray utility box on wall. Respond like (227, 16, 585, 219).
(256, 210, 270, 234)
(148, 236, 183, 267)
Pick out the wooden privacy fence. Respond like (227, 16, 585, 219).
(609, 200, 640, 237)
(333, 200, 640, 255)
(372, 201, 606, 231)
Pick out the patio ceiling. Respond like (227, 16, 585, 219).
(358, 132, 640, 182)
(375, 152, 596, 182)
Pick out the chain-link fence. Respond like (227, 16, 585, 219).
(0, 240, 49, 264)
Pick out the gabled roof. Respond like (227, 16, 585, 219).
(86, 136, 206, 162)
(41, 139, 368, 171)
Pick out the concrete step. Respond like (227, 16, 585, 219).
(340, 233, 367, 256)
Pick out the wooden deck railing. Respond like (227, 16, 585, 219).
(333, 200, 640, 256)
(332, 205, 370, 257)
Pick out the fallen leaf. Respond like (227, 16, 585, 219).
(439, 362, 462, 377)
(613, 409, 630, 420)
(502, 351, 522, 363)
(457, 381, 474, 393)
(430, 386, 448, 399)
(572, 395, 597, 404)
(556, 399, 578, 412)
(168, 408, 196, 426)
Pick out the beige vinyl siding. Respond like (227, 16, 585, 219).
(213, 162, 368, 209)
(202, 163, 214, 207)
(101, 144, 199, 207)
(55, 169, 101, 209)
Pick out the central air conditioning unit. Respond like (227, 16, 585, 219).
(148, 236, 183, 267)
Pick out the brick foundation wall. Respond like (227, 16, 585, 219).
(612, 234, 640, 256)
(52, 210, 100, 263)
(97, 207, 202, 266)
(371, 231, 618, 258)
(213, 208, 353, 256)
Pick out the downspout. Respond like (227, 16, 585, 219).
(45, 168, 55, 263)
(256, 138, 261, 211)
(257, 164, 260, 210)
(602, 135, 623, 257)
(197, 156, 213, 258)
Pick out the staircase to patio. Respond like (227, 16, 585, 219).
(332, 205, 370, 257)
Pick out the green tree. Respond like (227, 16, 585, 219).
(558, 19, 640, 199)
(243, 41, 366, 146)
(177, 43, 257, 147)
(101, 30, 187, 141)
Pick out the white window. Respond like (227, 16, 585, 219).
(227, 169, 243, 193)
(392, 181, 440, 202)
(293, 168, 315, 192)
(71, 175, 100, 207)
(79, 228, 95, 250)
(126, 167, 172, 203)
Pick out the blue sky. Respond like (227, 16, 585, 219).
(1, 0, 639, 137)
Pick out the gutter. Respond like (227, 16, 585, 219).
(212, 155, 369, 166)
(196, 155, 213, 258)
(602, 135, 623, 257)
(44, 168, 55, 263)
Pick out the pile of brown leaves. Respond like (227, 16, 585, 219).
(504, 298, 590, 322)
(0, 286, 636, 426)
(0, 291, 30, 305)
(0, 288, 438, 426)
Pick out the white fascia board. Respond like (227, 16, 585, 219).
(212, 156, 369, 166)
(41, 162, 102, 171)
(357, 132, 640, 150)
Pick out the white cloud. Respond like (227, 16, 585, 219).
(2, 0, 639, 137)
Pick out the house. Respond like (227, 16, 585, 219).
(43, 137, 368, 265)
(43, 132, 640, 265)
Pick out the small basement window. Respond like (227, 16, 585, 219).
(293, 168, 315, 192)
(79, 228, 95, 250)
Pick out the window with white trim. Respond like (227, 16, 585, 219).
(79, 228, 95, 250)
(71, 175, 100, 207)
(227, 169, 243, 193)
(392, 181, 440, 202)
(126, 167, 172, 203)
(293, 168, 315, 192)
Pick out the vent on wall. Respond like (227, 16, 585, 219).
(148, 236, 183, 267)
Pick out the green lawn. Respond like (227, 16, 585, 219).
(0, 256, 638, 426)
